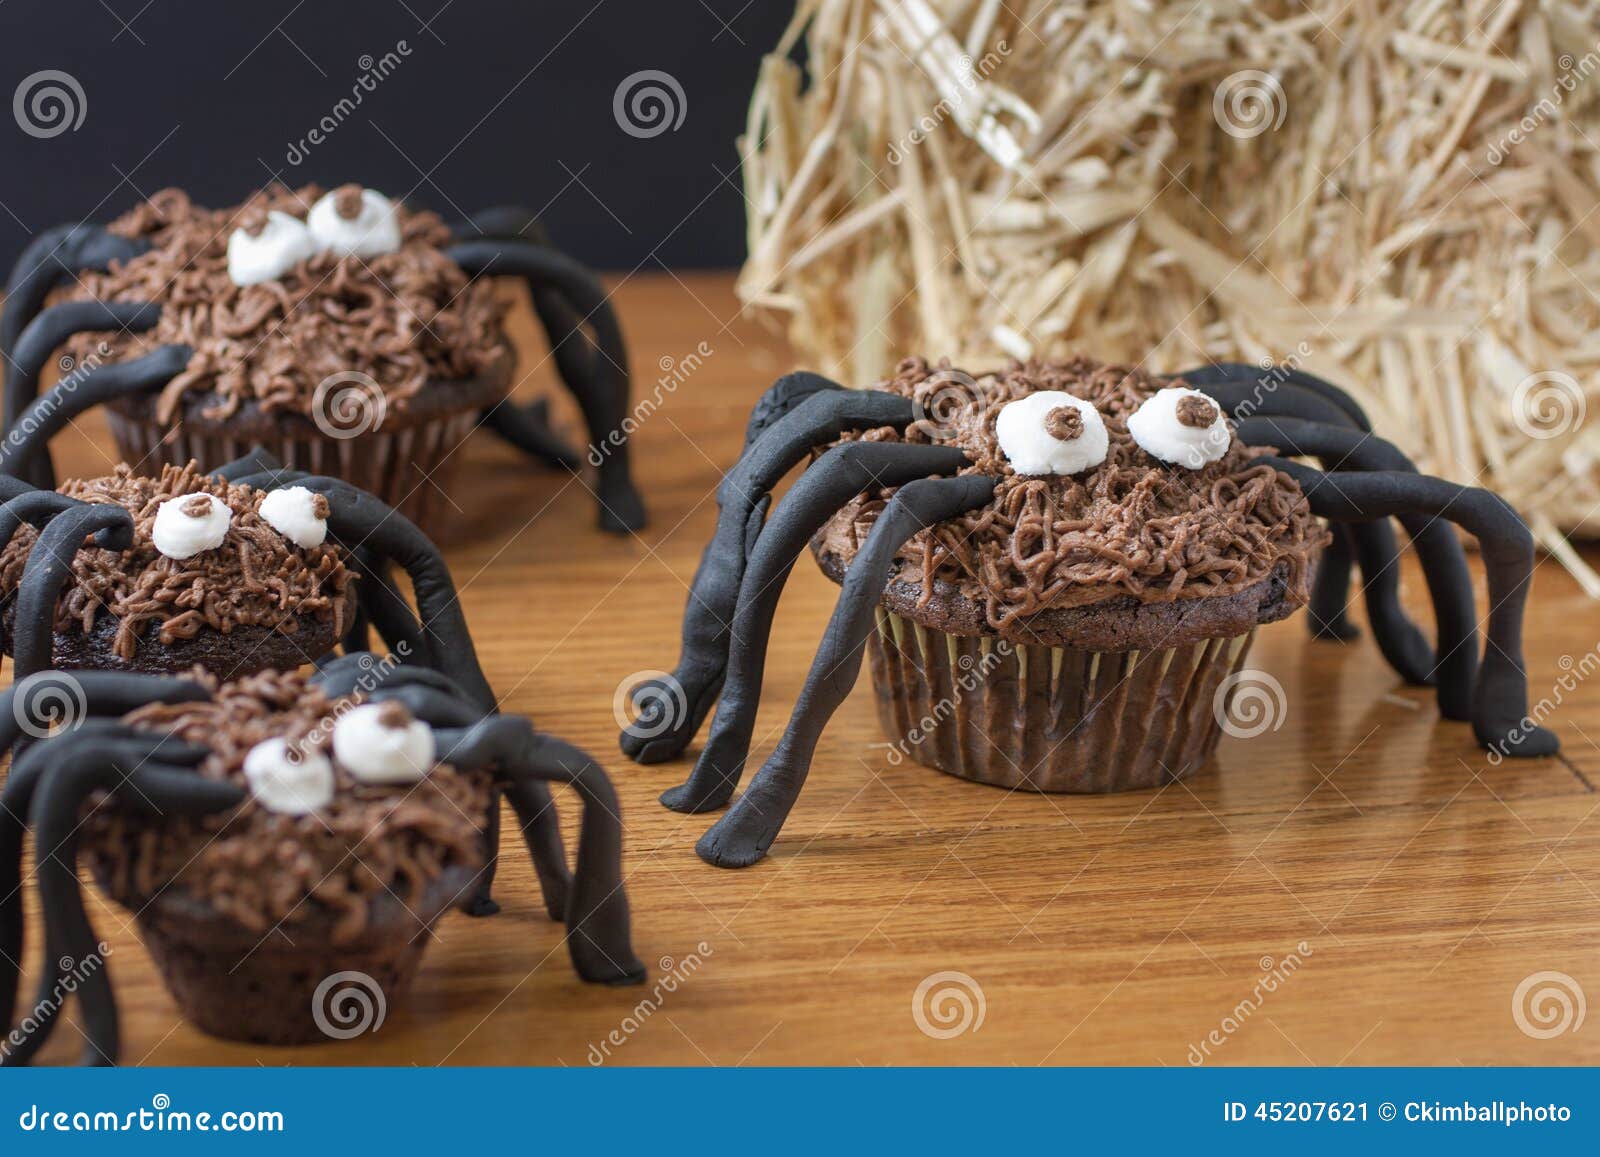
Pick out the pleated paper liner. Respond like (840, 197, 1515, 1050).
(867, 608, 1257, 793)
(107, 408, 481, 535)
(126, 868, 476, 1046)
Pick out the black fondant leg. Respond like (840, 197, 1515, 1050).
(349, 549, 428, 666)
(0, 678, 210, 1043)
(696, 473, 998, 868)
(210, 448, 286, 482)
(451, 210, 588, 471)
(439, 717, 644, 984)
(482, 398, 582, 469)
(1195, 369, 1434, 672)
(1308, 529, 1361, 640)
(445, 239, 645, 533)
(11, 504, 136, 681)
(0, 345, 190, 485)
(5, 730, 235, 1067)
(1179, 362, 1373, 431)
(4, 300, 163, 489)
(662, 442, 970, 814)
(1239, 416, 1478, 720)
(1264, 460, 1558, 758)
(290, 476, 495, 712)
(621, 381, 913, 764)
(0, 225, 148, 363)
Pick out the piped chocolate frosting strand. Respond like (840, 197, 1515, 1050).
(53, 185, 507, 423)
(0, 462, 355, 660)
(823, 356, 1326, 629)
(89, 667, 490, 943)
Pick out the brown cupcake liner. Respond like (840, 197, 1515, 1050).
(866, 608, 1257, 793)
(106, 409, 482, 535)
(126, 868, 475, 1047)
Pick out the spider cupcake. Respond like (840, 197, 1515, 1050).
(0, 656, 643, 1065)
(0, 184, 645, 533)
(622, 356, 1559, 867)
(0, 461, 356, 680)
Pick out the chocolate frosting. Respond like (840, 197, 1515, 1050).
(86, 668, 490, 943)
(817, 357, 1326, 633)
(53, 185, 508, 424)
(0, 462, 355, 661)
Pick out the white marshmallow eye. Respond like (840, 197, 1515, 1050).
(1126, 387, 1232, 469)
(244, 738, 334, 816)
(332, 701, 436, 785)
(259, 486, 330, 548)
(226, 210, 316, 286)
(307, 186, 401, 258)
(151, 493, 232, 560)
(995, 391, 1109, 476)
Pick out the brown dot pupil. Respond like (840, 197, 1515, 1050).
(375, 701, 412, 729)
(310, 494, 331, 520)
(332, 184, 366, 220)
(180, 495, 214, 518)
(1175, 395, 1219, 429)
(1044, 405, 1085, 442)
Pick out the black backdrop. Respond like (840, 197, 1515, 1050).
(0, 0, 792, 270)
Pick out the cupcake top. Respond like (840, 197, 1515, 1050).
(815, 357, 1327, 644)
(86, 667, 489, 943)
(53, 184, 509, 425)
(0, 462, 356, 662)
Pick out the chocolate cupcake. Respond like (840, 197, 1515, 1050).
(0, 659, 641, 1062)
(815, 357, 1325, 792)
(631, 355, 1553, 867)
(85, 668, 488, 1045)
(0, 184, 646, 533)
(0, 461, 356, 679)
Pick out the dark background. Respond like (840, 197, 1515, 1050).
(0, 0, 792, 270)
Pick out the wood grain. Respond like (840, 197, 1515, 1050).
(14, 273, 1600, 1067)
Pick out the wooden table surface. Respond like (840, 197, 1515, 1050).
(19, 273, 1600, 1067)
